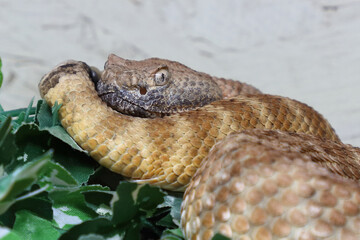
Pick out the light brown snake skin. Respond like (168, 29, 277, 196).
(39, 57, 360, 240)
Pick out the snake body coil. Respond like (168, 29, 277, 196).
(39, 56, 360, 239)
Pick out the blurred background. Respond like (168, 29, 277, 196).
(0, 0, 359, 145)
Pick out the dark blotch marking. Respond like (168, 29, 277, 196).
(39, 61, 93, 97)
(59, 63, 78, 69)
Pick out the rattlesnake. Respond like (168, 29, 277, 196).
(39, 54, 360, 239)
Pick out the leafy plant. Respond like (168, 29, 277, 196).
(0, 85, 183, 239)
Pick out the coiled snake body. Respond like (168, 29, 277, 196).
(39, 54, 360, 239)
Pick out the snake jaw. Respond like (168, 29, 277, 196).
(98, 90, 164, 118)
(96, 82, 216, 118)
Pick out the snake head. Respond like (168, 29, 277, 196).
(96, 54, 223, 118)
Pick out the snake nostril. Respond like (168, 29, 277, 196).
(139, 87, 147, 95)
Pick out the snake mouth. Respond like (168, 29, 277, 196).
(95, 80, 185, 118)
(98, 89, 202, 119)
(98, 91, 165, 118)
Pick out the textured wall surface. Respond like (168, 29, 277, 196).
(0, 0, 359, 145)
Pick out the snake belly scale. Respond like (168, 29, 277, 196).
(39, 55, 360, 239)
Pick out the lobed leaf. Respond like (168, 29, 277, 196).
(82, 190, 113, 215)
(13, 123, 96, 184)
(50, 185, 110, 230)
(12, 210, 60, 240)
(111, 182, 138, 225)
(36, 100, 85, 153)
(160, 228, 184, 240)
(0, 101, 37, 133)
(212, 233, 231, 240)
(0, 226, 22, 240)
(38, 160, 78, 188)
(58, 218, 120, 240)
(158, 194, 182, 227)
(0, 153, 51, 214)
(0, 117, 18, 168)
(0, 196, 52, 228)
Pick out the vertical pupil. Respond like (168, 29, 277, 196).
(155, 71, 167, 85)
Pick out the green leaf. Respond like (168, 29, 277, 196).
(42, 124, 84, 153)
(35, 100, 51, 127)
(12, 98, 35, 127)
(111, 182, 138, 225)
(160, 228, 184, 240)
(23, 97, 35, 124)
(111, 182, 166, 224)
(82, 190, 113, 215)
(158, 194, 183, 227)
(12, 210, 60, 240)
(14, 112, 25, 126)
(36, 100, 85, 152)
(0, 116, 18, 168)
(52, 149, 96, 185)
(110, 182, 166, 239)
(0, 153, 51, 214)
(78, 234, 107, 240)
(39, 160, 78, 188)
(110, 182, 166, 225)
(0, 196, 52, 228)
(0, 116, 12, 146)
(0, 226, 22, 240)
(0, 107, 36, 118)
(212, 233, 231, 240)
(50, 185, 108, 229)
(58, 218, 120, 240)
(122, 220, 142, 240)
(87, 166, 125, 191)
(157, 213, 176, 228)
(13, 123, 96, 184)
(137, 184, 166, 213)
(51, 101, 62, 126)
(0, 101, 37, 132)
(10, 124, 51, 171)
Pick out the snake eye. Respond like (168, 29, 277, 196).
(154, 67, 170, 86)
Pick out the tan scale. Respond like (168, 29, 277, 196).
(182, 131, 360, 239)
(39, 59, 360, 239)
